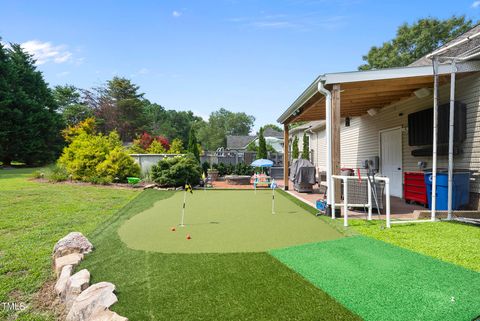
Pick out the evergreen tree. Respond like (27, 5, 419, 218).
(302, 133, 310, 160)
(188, 127, 200, 162)
(257, 127, 267, 159)
(0, 43, 63, 166)
(292, 136, 299, 159)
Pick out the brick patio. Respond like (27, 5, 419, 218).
(211, 178, 424, 220)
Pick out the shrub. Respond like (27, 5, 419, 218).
(146, 140, 166, 154)
(58, 128, 139, 183)
(201, 161, 210, 176)
(151, 154, 202, 187)
(47, 164, 69, 182)
(217, 163, 227, 176)
(134, 132, 170, 151)
(168, 138, 184, 154)
(96, 147, 141, 182)
(233, 163, 254, 176)
(31, 170, 45, 179)
(86, 175, 112, 185)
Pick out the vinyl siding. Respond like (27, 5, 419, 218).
(305, 72, 480, 193)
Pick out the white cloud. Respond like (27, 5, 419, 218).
(229, 13, 347, 31)
(172, 10, 182, 18)
(20, 40, 73, 65)
(472, 1, 480, 8)
(131, 68, 149, 77)
(56, 71, 70, 77)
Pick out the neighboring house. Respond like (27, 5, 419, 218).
(226, 128, 284, 153)
(278, 25, 480, 208)
(226, 135, 256, 153)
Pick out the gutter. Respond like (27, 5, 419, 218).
(426, 31, 480, 59)
(317, 81, 333, 217)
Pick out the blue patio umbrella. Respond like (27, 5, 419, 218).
(250, 159, 274, 167)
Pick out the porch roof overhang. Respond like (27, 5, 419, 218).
(277, 60, 480, 125)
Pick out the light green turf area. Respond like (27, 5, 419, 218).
(270, 236, 480, 321)
(349, 219, 480, 272)
(118, 189, 343, 253)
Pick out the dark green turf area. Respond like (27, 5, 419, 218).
(118, 189, 342, 253)
(80, 190, 361, 321)
(270, 236, 480, 321)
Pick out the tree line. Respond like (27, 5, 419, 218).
(0, 39, 256, 166)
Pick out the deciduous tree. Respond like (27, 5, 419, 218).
(359, 16, 474, 70)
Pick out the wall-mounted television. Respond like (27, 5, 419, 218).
(408, 102, 466, 146)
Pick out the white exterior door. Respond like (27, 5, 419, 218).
(380, 127, 403, 198)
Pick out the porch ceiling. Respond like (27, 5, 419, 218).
(288, 74, 458, 123)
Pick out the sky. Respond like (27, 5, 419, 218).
(1, 0, 479, 132)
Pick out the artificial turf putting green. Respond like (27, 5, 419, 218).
(270, 236, 480, 321)
(118, 189, 342, 253)
(81, 190, 362, 321)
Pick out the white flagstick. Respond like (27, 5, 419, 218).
(272, 188, 275, 214)
(271, 179, 277, 214)
(180, 188, 187, 227)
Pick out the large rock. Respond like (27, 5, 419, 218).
(65, 269, 90, 309)
(53, 232, 93, 259)
(54, 253, 83, 277)
(54, 264, 73, 298)
(66, 282, 118, 321)
(90, 309, 129, 321)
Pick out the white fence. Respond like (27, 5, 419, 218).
(130, 154, 182, 174)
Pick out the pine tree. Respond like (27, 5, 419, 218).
(188, 127, 200, 162)
(257, 127, 267, 159)
(302, 133, 310, 160)
(292, 136, 299, 159)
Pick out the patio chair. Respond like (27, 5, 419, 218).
(252, 173, 272, 188)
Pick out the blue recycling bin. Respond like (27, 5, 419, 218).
(424, 172, 470, 210)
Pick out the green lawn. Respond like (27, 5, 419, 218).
(3, 169, 479, 321)
(81, 190, 361, 321)
(0, 168, 138, 320)
(118, 190, 342, 253)
(271, 236, 480, 321)
(349, 219, 480, 272)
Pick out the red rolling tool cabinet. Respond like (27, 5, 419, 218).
(404, 172, 428, 206)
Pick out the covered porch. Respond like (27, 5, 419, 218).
(278, 61, 480, 226)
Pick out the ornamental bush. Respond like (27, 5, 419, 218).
(151, 153, 201, 187)
(96, 147, 140, 182)
(58, 122, 140, 183)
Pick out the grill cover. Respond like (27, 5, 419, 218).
(289, 159, 316, 185)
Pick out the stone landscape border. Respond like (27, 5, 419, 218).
(52, 232, 128, 321)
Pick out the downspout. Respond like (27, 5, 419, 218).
(447, 60, 457, 220)
(431, 57, 439, 222)
(318, 81, 333, 216)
